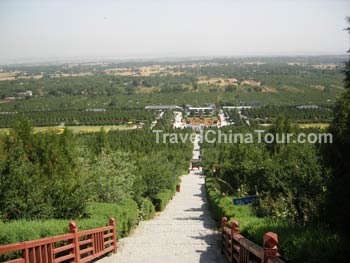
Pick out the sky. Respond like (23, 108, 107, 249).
(0, 0, 349, 63)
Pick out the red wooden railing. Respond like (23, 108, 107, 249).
(0, 218, 117, 263)
(221, 217, 285, 263)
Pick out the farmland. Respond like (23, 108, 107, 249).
(0, 56, 345, 129)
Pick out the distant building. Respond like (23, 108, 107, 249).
(186, 105, 215, 116)
(186, 105, 215, 111)
(85, 108, 106, 112)
(4, 97, 16, 101)
(16, 90, 32, 97)
(145, 105, 183, 111)
(223, 106, 253, 110)
(0, 111, 17, 115)
(296, 105, 319, 109)
(239, 101, 261, 107)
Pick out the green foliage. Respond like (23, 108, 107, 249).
(0, 57, 345, 114)
(0, 120, 87, 220)
(139, 198, 155, 220)
(0, 109, 156, 128)
(324, 17, 350, 239)
(84, 150, 136, 203)
(202, 119, 326, 223)
(0, 118, 192, 223)
(205, 177, 235, 220)
(153, 190, 173, 211)
(205, 176, 349, 263)
(0, 201, 139, 261)
(242, 105, 333, 124)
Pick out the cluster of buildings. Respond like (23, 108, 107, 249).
(2, 90, 32, 102)
(145, 104, 216, 117)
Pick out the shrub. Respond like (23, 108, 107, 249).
(205, 176, 350, 263)
(0, 200, 139, 248)
(153, 190, 173, 211)
(139, 198, 155, 220)
(205, 177, 235, 221)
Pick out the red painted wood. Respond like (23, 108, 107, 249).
(221, 217, 286, 263)
(0, 218, 117, 263)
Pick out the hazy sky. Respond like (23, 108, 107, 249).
(0, 0, 349, 63)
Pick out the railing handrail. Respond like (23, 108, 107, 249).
(0, 234, 74, 254)
(0, 218, 117, 263)
(221, 217, 285, 263)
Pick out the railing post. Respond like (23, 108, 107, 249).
(109, 217, 117, 254)
(231, 220, 239, 234)
(221, 217, 228, 229)
(69, 221, 81, 263)
(263, 232, 279, 263)
(221, 217, 228, 254)
(231, 220, 238, 262)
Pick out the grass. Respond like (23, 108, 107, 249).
(0, 200, 141, 261)
(258, 123, 330, 129)
(297, 123, 329, 129)
(0, 125, 134, 134)
(0, 201, 139, 244)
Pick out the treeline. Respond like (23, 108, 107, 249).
(223, 109, 243, 125)
(201, 119, 349, 262)
(0, 74, 194, 98)
(241, 106, 332, 123)
(0, 109, 155, 128)
(0, 119, 193, 222)
(202, 120, 326, 223)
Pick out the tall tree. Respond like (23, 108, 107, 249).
(325, 17, 350, 238)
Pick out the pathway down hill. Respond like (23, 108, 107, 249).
(97, 135, 226, 263)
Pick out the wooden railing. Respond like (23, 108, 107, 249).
(221, 217, 285, 263)
(0, 218, 117, 263)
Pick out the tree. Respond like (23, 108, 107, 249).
(94, 127, 109, 154)
(325, 17, 350, 238)
(88, 151, 136, 203)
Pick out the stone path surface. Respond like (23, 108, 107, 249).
(97, 135, 226, 263)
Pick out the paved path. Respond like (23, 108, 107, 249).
(97, 135, 226, 263)
(173, 111, 184, 129)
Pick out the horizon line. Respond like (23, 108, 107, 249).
(0, 52, 348, 66)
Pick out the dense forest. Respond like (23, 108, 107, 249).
(240, 105, 333, 123)
(0, 109, 155, 128)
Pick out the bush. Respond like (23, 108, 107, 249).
(82, 200, 139, 239)
(0, 200, 139, 248)
(139, 198, 155, 220)
(205, 176, 350, 263)
(205, 177, 235, 221)
(153, 190, 173, 211)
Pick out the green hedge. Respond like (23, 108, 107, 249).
(153, 190, 174, 211)
(0, 200, 138, 247)
(205, 176, 349, 263)
(152, 177, 180, 212)
(139, 198, 155, 220)
(205, 177, 235, 221)
(86, 199, 139, 239)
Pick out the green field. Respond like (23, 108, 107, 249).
(0, 125, 134, 134)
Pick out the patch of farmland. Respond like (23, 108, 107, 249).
(261, 87, 278, 93)
(310, 85, 325, 91)
(280, 85, 304, 93)
(240, 80, 261, 87)
(198, 77, 238, 86)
